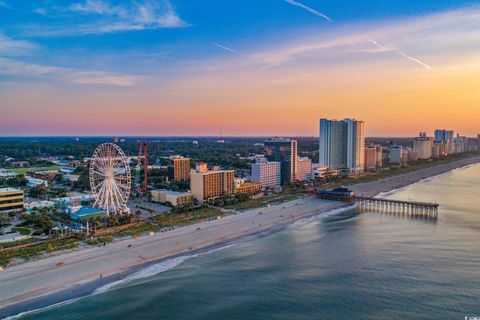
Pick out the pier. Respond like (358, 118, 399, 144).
(355, 196, 438, 219)
(317, 188, 439, 219)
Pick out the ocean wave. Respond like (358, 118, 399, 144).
(93, 244, 236, 294)
(2, 244, 236, 320)
(289, 204, 357, 229)
(2, 297, 83, 320)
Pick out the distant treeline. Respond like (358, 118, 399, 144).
(0, 136, 320, 169)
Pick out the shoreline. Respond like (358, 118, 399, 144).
(1, 156, 480, 318)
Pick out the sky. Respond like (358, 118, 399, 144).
(0, 0, 479, 137)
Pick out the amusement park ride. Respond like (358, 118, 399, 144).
(135, 140, 148, 195)
(89, 140, 149, 214)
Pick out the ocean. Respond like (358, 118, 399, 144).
(6, 164, 480, 319)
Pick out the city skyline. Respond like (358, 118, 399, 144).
(1, 1, 480, 136)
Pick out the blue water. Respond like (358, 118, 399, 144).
(10, 164, 480, 319)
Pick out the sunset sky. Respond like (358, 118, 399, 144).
(1, 0, 479, 136)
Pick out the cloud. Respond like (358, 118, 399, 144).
(0, 58, 140, 86)
(284, 0, 332, 22)
(368, 39, 431, 70)
(30, 0, 187, 36)
(0, 32, 38, 54)
(248, 5, 480, 69)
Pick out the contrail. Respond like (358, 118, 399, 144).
(212, 42, 238, 54)
(368, 38, 431, 70)
(398, 51, 431, 70)
(284, 0, 332, 22)
(211, 41, 316, 80)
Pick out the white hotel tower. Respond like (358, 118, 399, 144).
(319, 118, 365, 173)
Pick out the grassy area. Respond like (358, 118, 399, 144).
(110, 207, 223, 238)
(150, 207, 222, 228)
(12, 227, 31, 235)
(225, 192, 304, 211)
(327, 152, 480, 188)
(0, 237, 38, 249)
(109, 222, 160, 238)
(6, 166, 60, 175)
(0, 238, 78, 267)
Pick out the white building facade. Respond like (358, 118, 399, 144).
(251, 159, 281, 189)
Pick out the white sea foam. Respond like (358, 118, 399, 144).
(2, 297, 83, 320)
(2, 244, 236, 320)
(93, 244, 236, 294)
(289, 204, 357, 229)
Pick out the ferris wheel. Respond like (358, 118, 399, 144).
(89, 143, 131, 214)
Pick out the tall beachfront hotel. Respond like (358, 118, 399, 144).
(319, 118, 365, 173)
(264, 138, 298, 185)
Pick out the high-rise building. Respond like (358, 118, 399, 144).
(251, 158, 281, 189)
(375, 145, 383, 167)
(389, 146, 406, 164)
(297, 157, 313, 181)
(190, 166, 234, 203)
(454, 135, 468, 153)
(0, 188, 24, 213)
(434, 129, 454, 154)
(171, 156, 190, 181)
(413, 132, 434, 159)
(264, 138, 297, 185)
(432, 142, 447, 158)
(319, 118, 365, 173)
(364, 145, 377, 170)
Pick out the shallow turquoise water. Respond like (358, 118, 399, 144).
(15, 164, 480, 319)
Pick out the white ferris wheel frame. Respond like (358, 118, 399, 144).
(89, 143, 131, 214)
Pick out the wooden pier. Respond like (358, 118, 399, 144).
(355, 196, 438, 219)
(317, 188, 439, 219)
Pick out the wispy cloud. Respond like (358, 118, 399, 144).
(0, 58, 140, 86)
(0, 32, 38, 54)
(284, 0, 332, 22)
(368, 39, 431, 70)
(30, 0, 188, 36)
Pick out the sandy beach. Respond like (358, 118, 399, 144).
(1, 155, 480, 316)
(348, 156, 480, 197)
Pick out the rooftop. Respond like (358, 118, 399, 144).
(153, 189, 191, 196)
(0, 187, 22, 193)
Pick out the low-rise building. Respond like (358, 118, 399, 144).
(63, 174, 80, 185)
(235, 182, 262, 194)
(53, 195, 94, 209)
(26, 176, 47, 187)
(68, 206, 108, 221)
(408, 150, 419, 162)
(0, 170, 19, 180)
(150, 190, 193, 207)
(0, 188, 24, 213)
(25, 200, 55, 212)
(33, 170, 59, 181)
